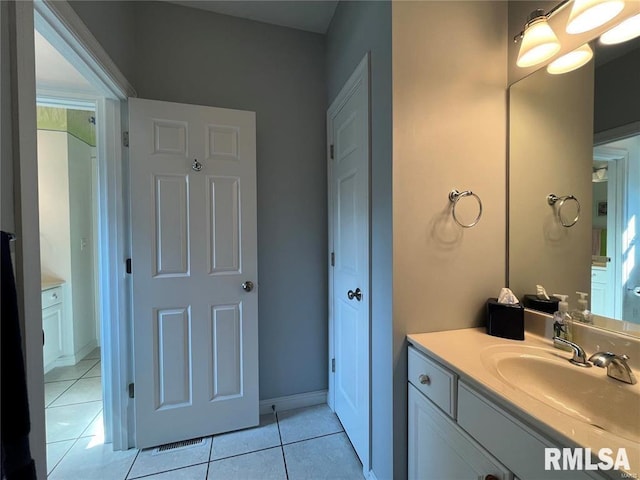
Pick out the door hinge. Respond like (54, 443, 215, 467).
(331, 358, 335, 373)
(128, 383, 135, 398)
(330, 252, 335, 267)
(126, 258, 132, 274)
(122, 131, 129, 147)
(330, 144, 334, 159)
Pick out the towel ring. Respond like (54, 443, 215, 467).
(449, 189, 483, 228)
(547, 193, 580, 227)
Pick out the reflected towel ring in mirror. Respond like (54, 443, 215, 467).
(547, 193, 581, 227)
(448, 189, 483, 228)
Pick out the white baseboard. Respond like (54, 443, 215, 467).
(73, 339, 99, 363)
(51, 339, 99, 371)
(259, 389, 327, 415)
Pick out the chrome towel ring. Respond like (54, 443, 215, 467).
(547, 193, 580, 227)
(449, 189, 483, 228)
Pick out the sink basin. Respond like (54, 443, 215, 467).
(481, 344, 640, 442)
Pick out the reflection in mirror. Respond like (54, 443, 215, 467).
(509, 39, 640, 337)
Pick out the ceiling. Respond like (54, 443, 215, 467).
(164, 0, 338, 33)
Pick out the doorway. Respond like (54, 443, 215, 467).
(9, 0, 142, 474)
(36, 97, 104, 474)
(592, 131, 640, 324)
(327, 54, 371, 476)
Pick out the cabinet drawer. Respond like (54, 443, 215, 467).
(42, 286, 63, 309)
(591, 267, 607, 283)
(408, 346, 457, 418)
(458, 381, 600, 480)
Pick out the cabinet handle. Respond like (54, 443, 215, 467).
(485, 475, 499, 480)
(52, 293, 58, 300)
(418, 374, 430, 385)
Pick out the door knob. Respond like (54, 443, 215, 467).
(241, 281, 254, 292)
(628, 286, 640, 297)
(192, 158, 203, 172)
(347, 288, 362, 301)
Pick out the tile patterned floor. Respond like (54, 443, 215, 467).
(46, 372, 364, 480)
(45, 347, 103, 474)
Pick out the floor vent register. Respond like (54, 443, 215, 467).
(151, 437, 206, 455)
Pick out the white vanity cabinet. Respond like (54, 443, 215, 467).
(591, 266, 610, 317)
(42, 286, 64, 372)
(408, 344, 606, 480)
(408, 346, 512, 480)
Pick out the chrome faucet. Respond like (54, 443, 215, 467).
(553, 337, 591, 367)
(588, 352, 637, 385)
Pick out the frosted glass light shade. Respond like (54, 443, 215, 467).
(547, 44, 593, 74)
(600, 13, 640, 44)
(517, 18, 561, 67)
(566, 0, 625, 34)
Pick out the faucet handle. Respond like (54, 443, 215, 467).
(588, 351, 616, 367)
(589, 351, 636, 385)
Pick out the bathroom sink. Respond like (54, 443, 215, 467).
(481, 344, 640, 442)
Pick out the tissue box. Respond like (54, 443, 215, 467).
(486, 298, 524, 341)
(522, 294, 558, 314)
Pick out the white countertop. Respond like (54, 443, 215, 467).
(407, 328, 640, 476)
(41, 275, 65, 290)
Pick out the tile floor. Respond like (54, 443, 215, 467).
(45, 359, 363, 480)
(45, 347, 103, 476)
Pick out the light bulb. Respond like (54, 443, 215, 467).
(600, 13, 640, 44)
(517, 17, 561, 68)
(547, 43, 593, 74)
(566, 0, 625, 34)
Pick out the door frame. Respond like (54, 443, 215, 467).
(12, 2, 135, 473)
(327, 53, 371, 475)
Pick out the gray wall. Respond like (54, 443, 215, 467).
(392, 2, 508, 478)
(67, 1, 136, 83)
(1, 0, 15, 233)
(594, 48, 640, 134)
(70, 1, 328, 401)
(326, 2, 393, 478)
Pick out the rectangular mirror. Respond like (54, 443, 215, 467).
(508, 40, 640, 337)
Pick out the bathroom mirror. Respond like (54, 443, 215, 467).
(508, 40, 640, 337)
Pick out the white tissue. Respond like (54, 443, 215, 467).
(536, 284, 550, 300)
(498, 287, 519, 305)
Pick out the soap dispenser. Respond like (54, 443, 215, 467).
(571, 291, 593, 324)
(552, 294, 572, 350)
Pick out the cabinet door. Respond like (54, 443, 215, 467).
(409, 384, 512, 480)
(43, 304, 64, 370)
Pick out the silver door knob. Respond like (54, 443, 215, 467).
(347, 288, 362, 301)
(192, 159, 203, 172)
(242, 281, 254, 292)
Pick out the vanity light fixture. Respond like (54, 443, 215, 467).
(516, 10, 562, 67)
(566, 0, 625, 34)
(515, 0, 636, 71)
(600, 12, 640, 44)
(546, 43, 594, 74)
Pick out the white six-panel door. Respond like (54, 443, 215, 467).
(129, 98, 258, 448)
(328, 56, 370, 472)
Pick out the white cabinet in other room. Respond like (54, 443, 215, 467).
(42, 286, 64, 372)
